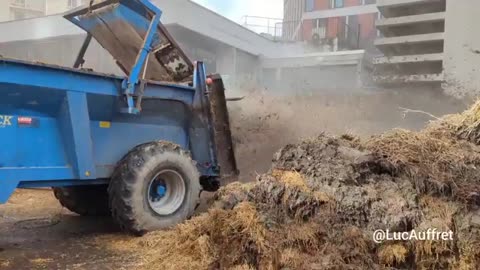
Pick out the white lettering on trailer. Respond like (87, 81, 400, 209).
(0, 115, 13, 127)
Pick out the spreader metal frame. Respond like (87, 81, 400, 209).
(0, 0, 230, 203)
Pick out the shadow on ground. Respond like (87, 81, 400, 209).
(0, 189, 137, 270)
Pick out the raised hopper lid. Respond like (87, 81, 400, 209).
(65, 0, 193, 82)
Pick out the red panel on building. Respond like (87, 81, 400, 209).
(358, 13, 376, 38)
(345, 0, 360, 7)
(327, 17, 339, 38)
(302, 19, 313, 41)
(314, 0, 329, 10)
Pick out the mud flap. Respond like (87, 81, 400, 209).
(0, 180, 19, 203)
(208, 74, 239, 183)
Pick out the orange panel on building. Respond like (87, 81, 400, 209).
(358, 13, 376, 38)
(302, 19, 313, 40)
(327, 17, 339, 38)
(314, 0, 329, 10)
(345, 0, 360, 7)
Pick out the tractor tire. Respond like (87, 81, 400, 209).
(108, 141, 201, 235)
(53, 185, 110, 216)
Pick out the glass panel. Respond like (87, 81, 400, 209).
(335, 0, 344, 8)
(305, 0, 315, 11)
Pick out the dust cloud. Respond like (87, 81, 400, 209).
(227, 85, 467, 180)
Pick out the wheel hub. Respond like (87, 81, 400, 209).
(147, 170, 186, 216)
(150, 179, 167, 202)
(156, 185, 167, 198)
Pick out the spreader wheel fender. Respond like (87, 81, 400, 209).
(53, 185, 110, 216)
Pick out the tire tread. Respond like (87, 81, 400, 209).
(108, 141, 201, 235)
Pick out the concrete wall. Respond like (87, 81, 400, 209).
(0, 30, 363, 95)
(21, 0, 46, 11)
(0, 26, 260, 86)
(0, 30, 224, 76)
(46, 0, 89, 15)
(216, 47, 261, 87)
(0, 5, 9, 22)
(0, 34, 123, 75)
(0, 0, 47, 22)
(0, 15, 82, 43)
(262, 64, 361, 94)
(443, 0, 480, 98)
(0, 0, 89, 20)
(46, 0, 71, 15)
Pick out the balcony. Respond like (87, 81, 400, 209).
(373, 0, 446, 87)
(10, 0, 45, 13)
(303, 4, 378, 20)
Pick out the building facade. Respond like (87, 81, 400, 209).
(47, 0, 90, 15)
(0, 0, 89, 22)
(283, 0, 378, 51)
(373, 0, 446, 86)
(372, 0, 480, 99)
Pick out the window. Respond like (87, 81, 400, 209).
(315, 19, 328, 29)
(13, 0, 26, 7)
(68, 0, 78, 8)
(313, 18, 328, 39)
(330, 0, 344, 8)
(305, 0, 314, 12)
(12, 10, 27, 20)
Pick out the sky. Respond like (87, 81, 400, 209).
(192, 0, 284, 24)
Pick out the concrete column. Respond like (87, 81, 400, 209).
(356, 61, 363, 88)
(215, 46, 238, 83)
(0, 5, 10, 22)
(443, 0, 480, 98)
(233, 47, 237, 78)
(275, 68, 282, 82)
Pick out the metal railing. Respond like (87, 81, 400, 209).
(274, 19, 376, 51)
(241, 15, 376, 51)
(241, 15, 284, 40)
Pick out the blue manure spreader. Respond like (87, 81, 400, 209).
(0, 0, 238, 235)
